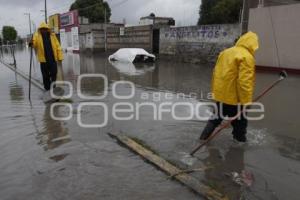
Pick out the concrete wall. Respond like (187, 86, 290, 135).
(80, 24, 106, 33)
(79, 30, 105, 52)
(248, 4, 300, 70)
(160, 24, 240, 63)
(60, 10, 79, 52)
(107, 25, 153, 52)
(79, 23, 124, 52)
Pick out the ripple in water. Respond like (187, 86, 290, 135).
(247, 128, 268, 146)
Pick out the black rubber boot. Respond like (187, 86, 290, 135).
(231, 118, 248, 143)
(233, 133, 247, 143)
(199, 121, 218, 140)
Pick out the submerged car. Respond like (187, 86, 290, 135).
(108, 48, 156, 63)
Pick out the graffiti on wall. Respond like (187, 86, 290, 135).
(159, 24, 240, 63)
(163, 25, 230, 39)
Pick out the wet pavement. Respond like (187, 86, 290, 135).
(1, 46, 300, 200)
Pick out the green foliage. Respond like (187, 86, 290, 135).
(2, 26, 17, 43)
(198, 0, 242, 25)
(70, 0, 111, 23)
(198, 0, 219, 25)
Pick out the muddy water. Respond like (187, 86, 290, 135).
(1, 47, 300, 200)
(0, 50, 200, 200)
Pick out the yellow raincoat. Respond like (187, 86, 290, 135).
(212, 31, 259, 105)
(32, 22, 63, 63)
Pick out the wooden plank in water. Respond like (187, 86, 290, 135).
(108, 133, 228, 200)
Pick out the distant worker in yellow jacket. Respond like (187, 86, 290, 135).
(30, 22, 63, 91)
(200, 32, 259, 143)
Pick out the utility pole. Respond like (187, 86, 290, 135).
(104, 7, 107, 52)
(24, 12, 33, 99)
(240, 0, 246, 34)
(24, 13, 32, 40)
(28, 14, 32, 35)
(44, 0, 48, 23)
(240, 0, 250, 34)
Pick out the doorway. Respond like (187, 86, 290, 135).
(152, 29, 160, 54)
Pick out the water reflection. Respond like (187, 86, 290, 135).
(65, 53, 212, 101)
(2, 48, 214, 101)
(37, 105, 71, 151)
(203, 147, 245, 200)
(80, 76, 106, 97)
(275, 135, 300, 161)
(9, 73, 24, 102)
(109, 61, 155, 76)
(63, 52, 81, 82)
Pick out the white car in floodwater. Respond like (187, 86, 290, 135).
(108, 48, 156, 63)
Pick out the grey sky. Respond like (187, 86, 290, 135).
(0, 0, 200, 37)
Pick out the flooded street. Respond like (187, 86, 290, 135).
(1, 47, 300, 200)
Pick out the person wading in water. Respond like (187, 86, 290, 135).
(199, 32, 259, 143)
(30, 22, 63, 94)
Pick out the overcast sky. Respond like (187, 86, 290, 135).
(0, 0, 200, 37)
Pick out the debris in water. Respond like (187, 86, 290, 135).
(226, 170, 254, 187)
(179, 152, 198, 166)
(49, 153, 69, 162)
(51, 135, 71, 142)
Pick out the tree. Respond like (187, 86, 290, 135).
(198, 0, 242, 25)
(2, 26, 17, 66)
(198, 0, 219, 25)
(2, 26, 17, 43)
(70, 0, 111, 23)
(211, 0, 243, 24)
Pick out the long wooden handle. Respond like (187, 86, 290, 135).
(28, 46, 33, 100)
(190, 71, 287, 156)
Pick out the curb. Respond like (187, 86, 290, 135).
(0, 60, 45, 91)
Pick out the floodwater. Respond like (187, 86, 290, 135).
(1, 46, 300, 200)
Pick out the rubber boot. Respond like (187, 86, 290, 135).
(231, 119, 248, 143)
(233, 133, 247, 143)
(199, 121, 218, 141)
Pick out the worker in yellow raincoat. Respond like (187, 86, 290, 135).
(200, 31, 259, 143)
(30, 22, 63, 91)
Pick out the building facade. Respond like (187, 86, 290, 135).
(139, 15, 175, 27)
(49, 14, 60, 35)
(248, 3, 300, 71)
(59, 10, 80, 53)
(249, 0, 300, 8)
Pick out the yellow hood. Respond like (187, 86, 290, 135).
(38, 22, 50, 31)
(235, 31, 259, 55)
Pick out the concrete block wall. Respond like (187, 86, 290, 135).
(107, 25, 153, 52)
(79, 30, 105, 52)
(160, 24, 240, 63)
